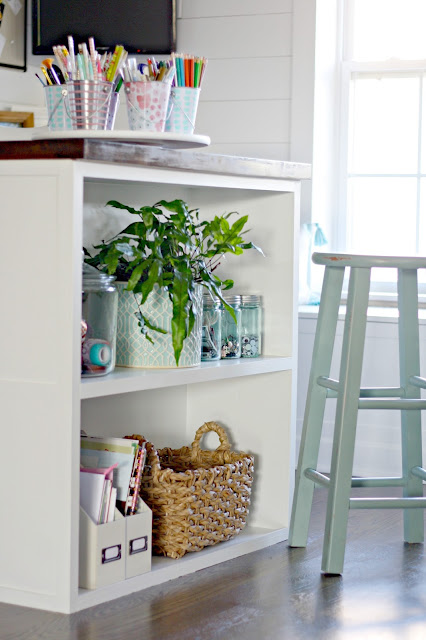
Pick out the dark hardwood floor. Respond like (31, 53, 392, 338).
(2, 488, 426, 640)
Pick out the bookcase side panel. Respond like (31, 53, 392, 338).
(0, 162, 82, 612)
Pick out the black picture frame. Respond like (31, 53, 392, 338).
(0, 0, 27, 71)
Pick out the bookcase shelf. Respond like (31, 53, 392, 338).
(0, 142, 309, 614)
(80, 356, 293, 399)
(77, 525, 287, 611)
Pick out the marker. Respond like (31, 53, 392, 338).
(114, 76, 123, 93)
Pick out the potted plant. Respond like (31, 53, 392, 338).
(84, 198, 263, 367)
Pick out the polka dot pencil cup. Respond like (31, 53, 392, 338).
(124, 81, 171, 132)
(44, 84, 73, 130)
(165, 86, 200, 135)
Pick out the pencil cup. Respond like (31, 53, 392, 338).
(44, 85, 73, 131)
(124, 81, 171, 132)
(165, 87, 200, 135)
(65, 80, 112, 130)
(106, 92, 120, 130)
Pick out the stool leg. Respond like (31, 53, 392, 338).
(289, 265, 345, 547)
(321, 266, 371, 574)
(398, 268, 424, 544)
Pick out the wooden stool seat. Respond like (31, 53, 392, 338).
(289, 252, 426, 574)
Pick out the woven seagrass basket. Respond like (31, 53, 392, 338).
(137, 421, 254, 559)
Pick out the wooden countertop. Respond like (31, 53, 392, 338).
(0, 139, 311, 181)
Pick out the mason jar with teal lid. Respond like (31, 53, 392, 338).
(241, 294, 262, 357)
(201, 294, 222, 360)
(220, 294, 241, 358)
(82, 262, 118, 377)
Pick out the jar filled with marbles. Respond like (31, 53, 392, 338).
(241, 295, 262, 358)
(82, 262, 118, 377)
(221, 295, 241, 358)
(201, 294, 222, 361)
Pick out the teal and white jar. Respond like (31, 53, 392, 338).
(220, 295, 241, 359)
(241, 295, 262, 358)
(115, 283, 203, 368)
(201, 294, 222, 361)
(81, 263, 118, 377)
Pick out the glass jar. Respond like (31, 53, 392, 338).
(82, 262, 118, 377)
(201, 294, 222, 361)
(241, 295, 262, 358)
(220, 294, 241, 359)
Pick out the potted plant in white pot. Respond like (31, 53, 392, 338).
(84, 198, 263, 367)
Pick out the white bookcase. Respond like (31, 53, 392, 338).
(0, 143, 309, 613)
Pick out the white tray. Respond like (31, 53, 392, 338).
(30, 128, 211, 149)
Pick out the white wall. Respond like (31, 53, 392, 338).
(0, 0, 296, 162)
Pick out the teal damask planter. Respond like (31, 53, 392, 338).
(116, 283, 203, 368)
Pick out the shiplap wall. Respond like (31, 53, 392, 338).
(0, 0, 294, 161)
(178, 0, 292, 159)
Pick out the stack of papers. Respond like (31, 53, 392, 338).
(80, 435, 147, 523)
(80, 464, 117, 525)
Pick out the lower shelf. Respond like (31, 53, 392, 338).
(74, 525, 289, 612)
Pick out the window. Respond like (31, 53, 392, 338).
(338, 0, 426, 290)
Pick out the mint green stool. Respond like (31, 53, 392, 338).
(289, 252, 426, 574)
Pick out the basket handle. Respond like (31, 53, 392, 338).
(143, 441, 163, 478)
(190, 421, 232, 464)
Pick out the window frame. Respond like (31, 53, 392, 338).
(336, 0, 426, 294)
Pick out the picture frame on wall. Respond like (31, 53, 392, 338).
(0, 111, 34, 127)
(0, 0, 26, 71)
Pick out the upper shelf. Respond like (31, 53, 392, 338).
(80, 356, 292, 399)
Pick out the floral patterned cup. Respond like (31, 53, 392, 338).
(124, 81, 171, 132)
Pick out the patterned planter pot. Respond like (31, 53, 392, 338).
(116, 283, 203, 368)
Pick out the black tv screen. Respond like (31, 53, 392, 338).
(32, 0, 176, 55)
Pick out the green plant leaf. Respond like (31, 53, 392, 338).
(170, 267, 190, 366)
(140, 313, 168, 335)
(141, 208, 154, 228)
(230, 215, 249, 235)
(106, 200, 140, 214)
(119, 222, 148, 238)
(140, 260, 161, 304)
(240, 241, 265, 256)
(103, 246, 122, 275)
(126, 262, 147, 290)
(156, 199, 188, 216)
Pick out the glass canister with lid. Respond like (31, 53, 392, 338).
(241, 294, 262, 358)
(82, 262, 118, 377)
(220, 294, 242, 359)
(201, 294, 222, 361)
